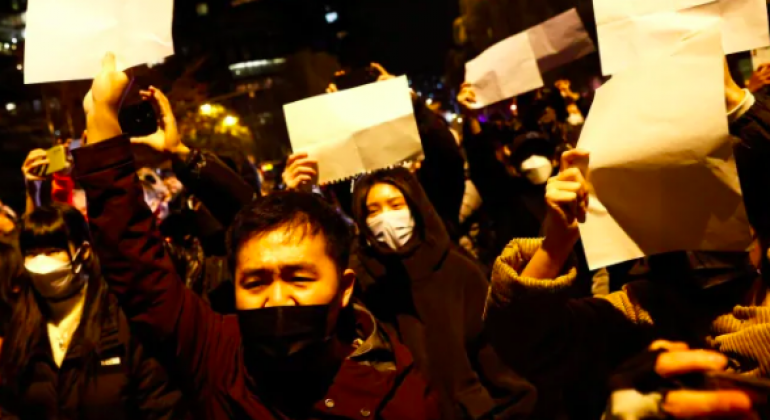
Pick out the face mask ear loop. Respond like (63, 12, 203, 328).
(71, 243, 88, 276)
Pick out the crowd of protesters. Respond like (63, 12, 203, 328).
(1, 39, 770, 420)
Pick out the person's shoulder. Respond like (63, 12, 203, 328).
(444, 248, 487, 277)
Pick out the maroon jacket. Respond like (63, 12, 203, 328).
(72, 136, 440, 420)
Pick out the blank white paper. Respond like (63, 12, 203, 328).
(284, 76, 423, 185)
(577, 25, 751, 270)
(25, 0, 174, 84)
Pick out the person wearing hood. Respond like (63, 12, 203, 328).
(68, 54, 440, 420)
(344, 167, 536, 420)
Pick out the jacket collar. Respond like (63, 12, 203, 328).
(31, 293, 124, 365)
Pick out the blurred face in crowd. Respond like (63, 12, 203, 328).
(365, 183, 416, 250)
(234, 226, 355, 312)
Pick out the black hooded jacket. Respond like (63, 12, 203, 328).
(350, 168, 536, 420)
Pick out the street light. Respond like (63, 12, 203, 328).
(223, 115, 238, 127)
(199, 103, 213, 115)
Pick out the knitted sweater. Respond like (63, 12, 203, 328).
(485, 238, 770, 381)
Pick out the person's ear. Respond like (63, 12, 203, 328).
(340, 268, 356, 308)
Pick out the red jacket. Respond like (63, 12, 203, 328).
(72, 136, 440, 420)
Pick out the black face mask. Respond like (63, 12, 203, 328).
(237, 305, 334, 373)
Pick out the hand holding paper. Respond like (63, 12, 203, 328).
(464, 8, 595, 107)
(25, 0, 174, 84)
(576, 25, 751, 270)
(284, 76, 423, 185)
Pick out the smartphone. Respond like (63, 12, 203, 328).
(119, 101, 158, 138)
(334, 67, 379, 90)
(31, 145, 69, 177)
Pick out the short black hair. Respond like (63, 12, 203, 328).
(227, 191, 354, 272)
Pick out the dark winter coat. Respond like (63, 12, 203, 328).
(1, 288, 183, 420)
(72, 136, 440, 420)
(350, 168, 536, 420)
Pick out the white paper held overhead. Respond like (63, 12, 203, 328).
(528, 8, 596, 73)
(594, 0, 770, 75)
(576, 25, 751, 270)
(25, 0, 175, 84)
(465, 32, 544, 107)
(284, 76, 423, 185)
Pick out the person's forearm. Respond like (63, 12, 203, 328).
(172, 150, 255, 229)
(521, 235, 577, 279)
(85, 106, 122, 145)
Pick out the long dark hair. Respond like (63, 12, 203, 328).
(0, 203, 109, 393)
(0, 242, 24, 336)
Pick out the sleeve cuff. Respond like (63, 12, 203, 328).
(728, 89, 755, 123)
(72, 135, 132, 178)
(491, 238, 578, 297)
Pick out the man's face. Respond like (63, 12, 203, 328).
(234, 227, 355, 312)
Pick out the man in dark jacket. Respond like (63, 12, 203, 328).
(73, 54, 440, 420)
(348, 168, 536, 420)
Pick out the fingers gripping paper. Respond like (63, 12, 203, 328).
(284, 76, 423, 185)
(577, 26, 751, 270)
(25, 0, 174, 84)
(594, 0, 770, 75)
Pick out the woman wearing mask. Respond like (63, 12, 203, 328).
(0, 203, 183, 420)
(348, 168, 535, 420)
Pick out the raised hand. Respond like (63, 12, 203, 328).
(282, 152, 319, 192)
(543, 149, 590, 246)
(370, 63, 395, 82)
(83, 53, 130, 144)
(21, 149, 50, 181)
(131, 86, 189, 164)
(457, 82, 481, 113)
(724, 59, 748, 112)
(747, 64, 770, 94)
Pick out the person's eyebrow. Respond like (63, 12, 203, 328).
(282, 264, 320, 275)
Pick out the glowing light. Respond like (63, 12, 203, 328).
(325, 11, 338, 23)
(6, 103, 16, 111)
(223, 115, 238, 127)
(11, 38, 17, 44)
(426, 98, 433, 105)
(510, 104, 518, 112)
(228, 58, 286, 72)
(262, 163, 274, 172)
(199, 104, 213, 115)
(16, 64, 22, 71)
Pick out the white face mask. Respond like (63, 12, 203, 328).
(520, 155, 553, 185)
(367, 209, 416, 251)
(25, 250, 86, 301)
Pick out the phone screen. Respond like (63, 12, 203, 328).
(44, 145, 69, 175)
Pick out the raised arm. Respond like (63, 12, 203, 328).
(73, 54, 237, 392)
(131, 87, 256, 229)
